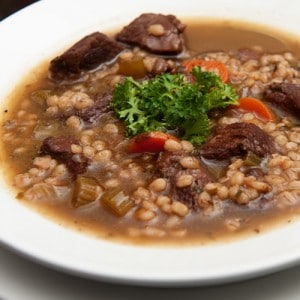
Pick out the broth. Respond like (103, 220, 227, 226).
(184, 19, 299, 54)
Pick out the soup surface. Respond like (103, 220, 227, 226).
(1, 15, 300, 245)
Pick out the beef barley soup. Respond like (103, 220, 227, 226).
(1, 14, 300, 245)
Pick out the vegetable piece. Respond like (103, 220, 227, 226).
(128, 131, 178, 153)
(72, 176, 102, 207)
(183, 59, 229, 83)
(19, 183, 68, 202)
(118, 58, 147, 78)
(30, 90, 51, 106)
(111, 67, 238, 144)
(33, 122, 61, 140)
(237, 97, 275, 121)
(101, 189, 134, 216)
(244, 151, 263, 167)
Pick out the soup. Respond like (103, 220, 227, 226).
(1, 14, 299, 245)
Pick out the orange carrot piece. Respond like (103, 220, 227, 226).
(128, 131, 178, 153)
(237, 97, 276, 121)
(183, 59, 229, 83)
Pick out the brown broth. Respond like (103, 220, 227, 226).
(184, 18, 300, 55)
(1, 19, 300, 247)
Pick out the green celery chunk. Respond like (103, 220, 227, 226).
(30, 90, 51, 106)
(244, 151, 263, 166)
(101, 189, 134, 216)
(33, 122, 60, 140)
(72, 176, 102, 207)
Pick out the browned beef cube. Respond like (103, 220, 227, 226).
(41, 136, 89, 174)
(50, 32, 124, 81)
(200, 122, 276, 160)
(156, 151, 212, 209)
(237, 48, 261, 62)
(264, 83, 300, 117)
(76, 93, 112, 123)
(116, 13, 186, 54)
(60, 93, 112, 124)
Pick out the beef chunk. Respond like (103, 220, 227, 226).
(116, 13, 186, 54)
(200, 122, 276, 160)
(264, 83, 300, 117)
(156, 151, 185, 178)
(76, 93, 112, 123)
(151, 58, 169, 75)
(148, 58, 182, 76)
(41, 136, 88, 174)
(172, 169, 212, 209)
(156, 151, 212, 209)
(244, 167, 265, 179)
(50, 32, 124, 81)
(237, 48, 261, 62)
(61, 93, 112, 123)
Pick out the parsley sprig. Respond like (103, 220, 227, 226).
(111, 66, 238, 144)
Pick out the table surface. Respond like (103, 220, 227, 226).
(1, 244, 300, 300)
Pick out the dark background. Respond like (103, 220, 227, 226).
(0, 0, 38, 20)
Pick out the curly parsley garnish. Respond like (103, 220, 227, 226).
(111, 66, 238, 144)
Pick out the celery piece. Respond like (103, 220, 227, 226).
(72, 176, 101, 207)
(244, 151, 262, 167)
(118, 58, 147, 79)
(30, 90, 51, 106)
(33, 122, 60, 140)
(101, 189, 134, 216)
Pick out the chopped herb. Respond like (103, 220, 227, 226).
(111, 66, 238, 144)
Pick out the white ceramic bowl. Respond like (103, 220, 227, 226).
(0, 0, 300, 287)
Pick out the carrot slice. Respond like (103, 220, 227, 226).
(237, 97, 276, 121)
(183, 59, 229, 83)
(128, 131, 178, 153)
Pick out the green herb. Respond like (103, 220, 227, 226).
(111, 66, 238, 144)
